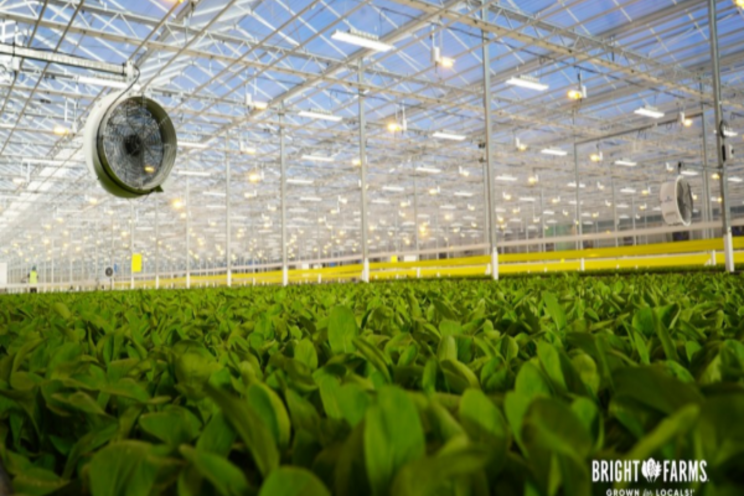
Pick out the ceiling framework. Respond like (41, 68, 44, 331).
(0, 0, 743, 274)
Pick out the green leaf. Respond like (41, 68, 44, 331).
(522, 397, 593, 463)
(459, 389, 508, 441)
(623, 404, 699, 463)
(353, 337, 392, 384)
(333, 422, 370, 496)
(258, 467, 330, 496)
(88, 441, 160, 496)
(536, 342, 567, 392)
(432, 298, 459, 321)
(328, 306, 359, 354)
(205, 384, 279, 478)
(63, 421, 118, 479)
(514, 361, 552, 399)
(390, 436, 489, 496)
(180, 445, 253, 496)
(570, 353, 599, 395)
(196, 411, 236, 456)
(422, 359, 438, 394)
(52, 391, 109, 417)
(634, 307, 678, 362)
(12, 466, 68, 496)
(294, 339, 318, 370)
(314, 370, 344, 420)
(613, 366, 703, 415)
(174, 345, 220, 399)
(542, 292, 567, 331)
(247, 383, 291, 450)
(53, 302, 72, 320)
(439, 319, 461, 338)
(285, 388, 320, 437)
(336, 383, 370, 427)
(699, 393, 744, 467)
(631, 329, 650, 365)
(440, 359, 480, 392)
(571, 397, 603, 450)
(138, 406, 200, 446)
(500, 336, 519, 363)
(505, 361, 552, 449)
(437, 336, 458, 362)
(364, 386, 425, 496)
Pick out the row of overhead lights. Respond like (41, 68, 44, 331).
(51, 23, 744, 147)
(507, 74, 740, 138)
(44, 27, 740, 236)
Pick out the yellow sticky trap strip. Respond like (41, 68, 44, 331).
(131, 253, 143, 273)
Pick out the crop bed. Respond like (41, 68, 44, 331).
(1, 274, 743, 496)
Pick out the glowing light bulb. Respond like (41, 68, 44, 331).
(438, 57, 455, 68)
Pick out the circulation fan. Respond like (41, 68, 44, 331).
(659, 175, 693, 226)
(85, 92, 177, 198)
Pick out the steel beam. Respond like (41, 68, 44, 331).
(186, 177, 191, 289)
(358, 63, 370, 282)
(226, 141, 232, 287)
(280, 111, 288, 287)
(707, 0, 734, 273)
(388, 0, 744, 112)
(481, 1, 498, 281)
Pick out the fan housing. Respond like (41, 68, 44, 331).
(85, 92, 177, 198)
(659, 175, 693, 226)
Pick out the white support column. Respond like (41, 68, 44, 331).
(699, 81, 712, 240)
(110, 214, 115, 290)
(631, 196, 637, 245)
(611, 176, 619, 247)
(572, 112, 583, 255)
(539, 188, 545, 252)
(51, 238, 55, 286)
(226, 140, 232, 287)
(413, 174, 420, 257)
(155, 200, 160, 289)
(95, 212, 100, 288)
(186, 177, 191, 289)
(129, 202, 135, 290)
(481, 1, 498, 281)
(280, 111, 289, 287)
(707, 0, 734, 273)
(358, 62, 370, 282)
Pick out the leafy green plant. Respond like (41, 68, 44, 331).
(0, 273, 743, 495)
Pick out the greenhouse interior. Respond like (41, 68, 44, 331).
(0, 0, 743, 495)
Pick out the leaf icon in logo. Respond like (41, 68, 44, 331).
(641, 458, 662, 483)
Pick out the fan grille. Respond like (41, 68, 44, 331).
(677, 178, 693, 224)
(98, 96, 176, 193)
